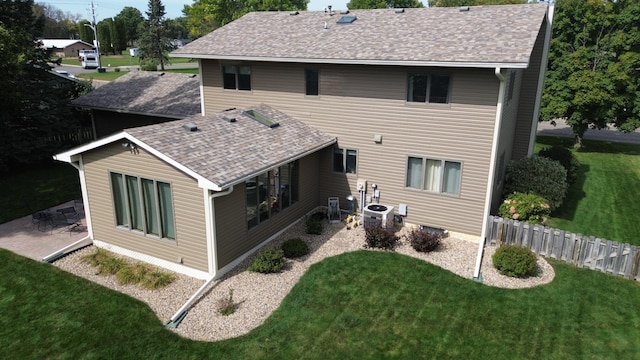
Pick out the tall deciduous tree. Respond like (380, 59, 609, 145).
(115, 7, 144, 47)
(347, 0, 423, 9)
(138, 0, 175, 70)
(541, 0, 640, 147)
(183, 0, 308, 39)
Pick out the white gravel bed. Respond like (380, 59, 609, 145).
(53, 221, 554, 342)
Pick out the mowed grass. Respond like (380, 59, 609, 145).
(0, 162, 80, 224)
(61, 55, 194, 67)
(76, 68, 199, 81)
(535, 136, 640, 245)
(2, 249, 639, 359)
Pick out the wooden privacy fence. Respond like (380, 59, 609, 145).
(486, 215, 640, 282)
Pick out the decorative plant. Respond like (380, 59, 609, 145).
(408, 228, 442, 252)
(281, 238, 309, 258)
(217, 288, 235, 316)
(502, 155, 568, 211)
(248, 247, 285, 273)
(364, 224, 399, 250)
(498, 192, 551, 224)
(492, 245, 539, 278)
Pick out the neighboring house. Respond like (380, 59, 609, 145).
(71, 71, 201, 138)
(55, 4, 553, 279)
(41, 39, 94, 58)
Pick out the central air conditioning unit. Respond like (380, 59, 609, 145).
(363, 204, 394, 228)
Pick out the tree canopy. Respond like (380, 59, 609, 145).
(346, 0, 423, 9)
(541, 0, 640, 147)
(138, 0, 175, 70)
(115, 7, 144, 47)
(183, 0, 308, 39)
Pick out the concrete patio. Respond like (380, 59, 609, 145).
(0, 200, 89, 261)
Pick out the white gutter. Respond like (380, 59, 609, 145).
(473, 67, 506, 281)
(527, 4, 555, 156)
(42, 236, 92, 263)
(167, 185, 234, 328)
(198, 59, 206, 116)
(170, 53, 529, 69)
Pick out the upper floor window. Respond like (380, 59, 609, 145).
(305, 69, 319, 96)
(333, 147, 357, 174)
(223, 65, 251, 90)
(406, 156, 461, 195)
(407, 74, 450, 104)
(110, 172, 175, 240)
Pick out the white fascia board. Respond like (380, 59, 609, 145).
(170, 53, 529, 69)
(53, 132, 223, 191)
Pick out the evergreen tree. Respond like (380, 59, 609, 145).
(138, 0, 175, 71)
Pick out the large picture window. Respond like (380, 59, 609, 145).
(110, 172, 175, 240)
(407, 73, 451, 104)
(406, 157, 461, 195)
(333, 147, 357, 174)
(246, 160, 299, 229)
(223, 65, 251, 90)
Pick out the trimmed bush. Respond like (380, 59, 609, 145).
(492, 245, 539, 278)
(503, 156, 568, 211)
(364, 224, 399, 250)
(305, 215, 324, 235)
(538, 145, 580, 185)
(140, 59, 158, 71)
(248, 247, 285, 273)
(281, 238, 309, 258)
(408, 228, 442, 252)
(498, 192, 551, 224)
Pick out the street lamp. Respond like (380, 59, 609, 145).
(83, 22, 102, 71)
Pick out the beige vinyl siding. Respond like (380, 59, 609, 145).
(512, 17, 548, 160)
(201, 60, 499, 235)
(82, 142, 208, 271)
(213, 153, 320, 268)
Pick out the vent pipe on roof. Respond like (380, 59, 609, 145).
(459, 6, 470, 12)
(395, 8, 404, 13)
(290, 11, 298, 15)
(223, 115, 236, 123)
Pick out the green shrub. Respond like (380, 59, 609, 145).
(503, 156, 568, 211)
(498, 192, 551, 224)
(538, 145, 580, 185)
(141, 271, 175, 289)
(116, 263, 150, 285)
(217, 288, 235, 316)
(281, 238, 309, 258)
(364, 224, 399, 250)
(248, 247, 285, 273)
(140, 59, 158, 71)
(408, 229, 442, 252)
(305, 215, 324, 235)
(114, 67, 121, 72)
(492, 245, 539, 278)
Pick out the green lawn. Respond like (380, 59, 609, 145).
(1, 249, 639, 359)
(76, 68, 199, 81)
(61, 55, 194, 67)
(535, 136, 640, 245)
(0, 162, 80, 224)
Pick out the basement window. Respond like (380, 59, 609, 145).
(243, 110, 279, 128)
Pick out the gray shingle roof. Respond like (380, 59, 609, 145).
(125, 104, 336, 188)
(71, 71, 201, 118)
(172, 4, 549, 67)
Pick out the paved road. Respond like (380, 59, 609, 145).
(536, 119, 640, 145)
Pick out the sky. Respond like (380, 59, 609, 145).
(41, 0, 351, 22)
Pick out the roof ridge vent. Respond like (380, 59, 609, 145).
(394, 8, 404, 13)
(459, 6, 470, 12)
(223, 115, 236, 123)
(289, 11, 299, 16)
(183, 123, 198, 132)
(340, 9, 349, 14)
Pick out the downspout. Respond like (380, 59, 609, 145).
(166, 185, 234, 329)
(473, 67, 506, 281)
(198, 59, 206, 116)
(60, 155, 94, 239)
(526, 4, 554, 157)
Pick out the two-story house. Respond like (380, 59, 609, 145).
(55, 4, 553, 280)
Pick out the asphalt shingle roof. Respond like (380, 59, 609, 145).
(125, 104, 336, 188)
(172, 4, 549, 67)
(71, 71, 201, 118)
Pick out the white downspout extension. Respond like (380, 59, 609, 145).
(473, 67, 506, 280)
(167, 185, 234, 328)
(526, 4, 555, 157)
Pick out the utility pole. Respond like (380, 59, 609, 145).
(84, 1, 103, 71)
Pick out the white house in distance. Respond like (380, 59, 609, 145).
(40, 39, 94, 58)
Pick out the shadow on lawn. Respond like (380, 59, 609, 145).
(549, 163, 589, 222)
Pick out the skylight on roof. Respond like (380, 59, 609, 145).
(336, 16, 357, 24)
(243, 110, 279, 128)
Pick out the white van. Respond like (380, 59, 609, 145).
(79, 50, 99, 69)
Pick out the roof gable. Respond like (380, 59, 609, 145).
(172, 4, 550, 68)
(41, 39, 93, 49)
(71, 71, 201, 118)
